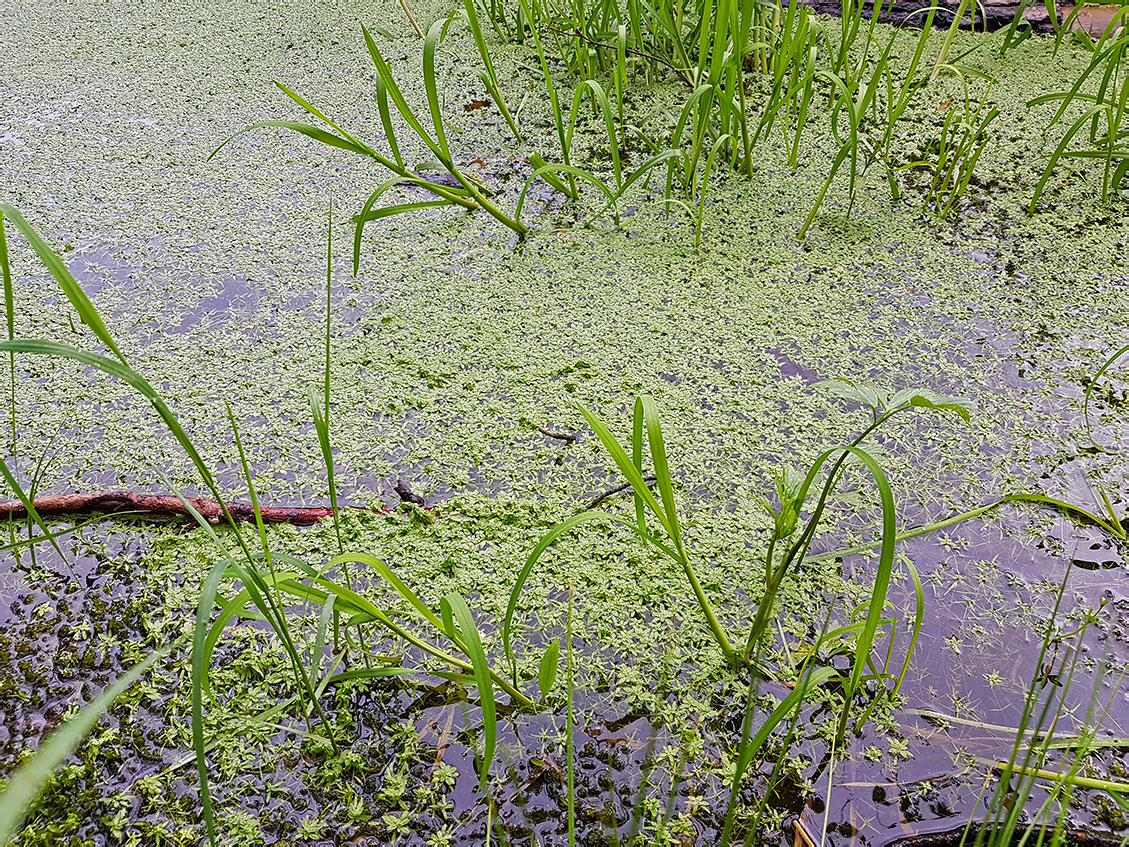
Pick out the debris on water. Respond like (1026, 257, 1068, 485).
(395, 478, 428, 506)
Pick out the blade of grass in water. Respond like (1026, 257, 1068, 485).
(464, 0, 523, 140)
(514, 163, 621, 226)
(313, 204, 343, 555)
(566, 582, 576, 847)
(0, 205, 127, 364)
(0, 637, 183, 842)
(718, 665, 838, 847)
(443, 592, 497, 791)
(0, 453, 67, 562)
(0, 212, 15, 454)
(1084, 344, 1129, 453)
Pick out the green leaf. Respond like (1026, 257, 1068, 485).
(442, 593, 496, 792)
(815, 378, 886, 412)
(538, 639, 560, 699)
(907, 393, 972, 423)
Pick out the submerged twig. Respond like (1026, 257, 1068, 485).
(585, 474, 658, 509)
(536, 426, 577, 444)
(399, 0, 424, 38)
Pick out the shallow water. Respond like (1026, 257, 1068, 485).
(1, 0, 1128, 842)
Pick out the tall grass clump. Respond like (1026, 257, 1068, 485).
(0, 206, 540, 846)
(1029, 9, 1129, 209)
(903, 69, 999, 218)
(217, 0, 1025, 247)
(972, 564, 1129, 847)
(505, 381, 972, 749)
(210, 14, 712, 257)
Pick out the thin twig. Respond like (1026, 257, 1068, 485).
(400, 0, 424, 38)
(536, 426, 577, 444)
(585, 475, 657, 509)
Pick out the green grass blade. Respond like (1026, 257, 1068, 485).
(210, 120, 372, 161)
(1030, 105, 1109, 211)
(997, 763, 1129, 793)
(832, 445, 897, 742)
(0, 213, 14, 453)
(464, 0, 523, 140)
(324, 667, 422, 685)
(192, 558, 230, 847)
(694, 133, 733, 247)
(0, 639, 178, 843)
(1083, 344, 1129, 452)
(375, 73, 404, 168)
(361, 26, 445, 162)
(272, 82, 376, 153)
(639, 395, 683, 555)
(0, 205, 126, 364)
(0, 454, 67, 561)
(329, 552, 454, 639)
(310, 593, 337, 685)
(317, 206, 343, 554)
(514, 164, 620, 226)
(638, 395, 734, 659)
(422, 20, 453, 159)
(352, 176, 459, 273)
(503, 510, 615, 681)
(719, 665, 838, 846)
(309, 385, 343, 550)
(226, 402, 273, 568)
(567, 80, 622, 188)
(576, 404, 671, 535)
(201, 585, 253, 700)
(583, 149, 682, 223)
(528, 153, 578, 199)
(442, 592, 496, 792)
(0, 340, 223, 513)
(1002, 492, 1125, 539)
(632, 398, 646, 535)
(890, 555, 923, 700)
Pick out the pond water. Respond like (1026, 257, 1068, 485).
(0, 0, 1127, 843)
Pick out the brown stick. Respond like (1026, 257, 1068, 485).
(0, 492, 370, 526)
(536, 426, 577, 445)
(585, 475, 658, 510)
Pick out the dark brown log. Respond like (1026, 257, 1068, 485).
(0, 492, 369, 526)
(800, 0, 1055, 31)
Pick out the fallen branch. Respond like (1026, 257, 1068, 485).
(0, 492, 367, 526)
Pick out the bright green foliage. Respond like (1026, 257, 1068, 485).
(1029, 10, 1129, 209)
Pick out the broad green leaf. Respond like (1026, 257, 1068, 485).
(538, 639, 560, 699)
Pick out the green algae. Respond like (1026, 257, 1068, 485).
(0, 0, 1128, 841)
